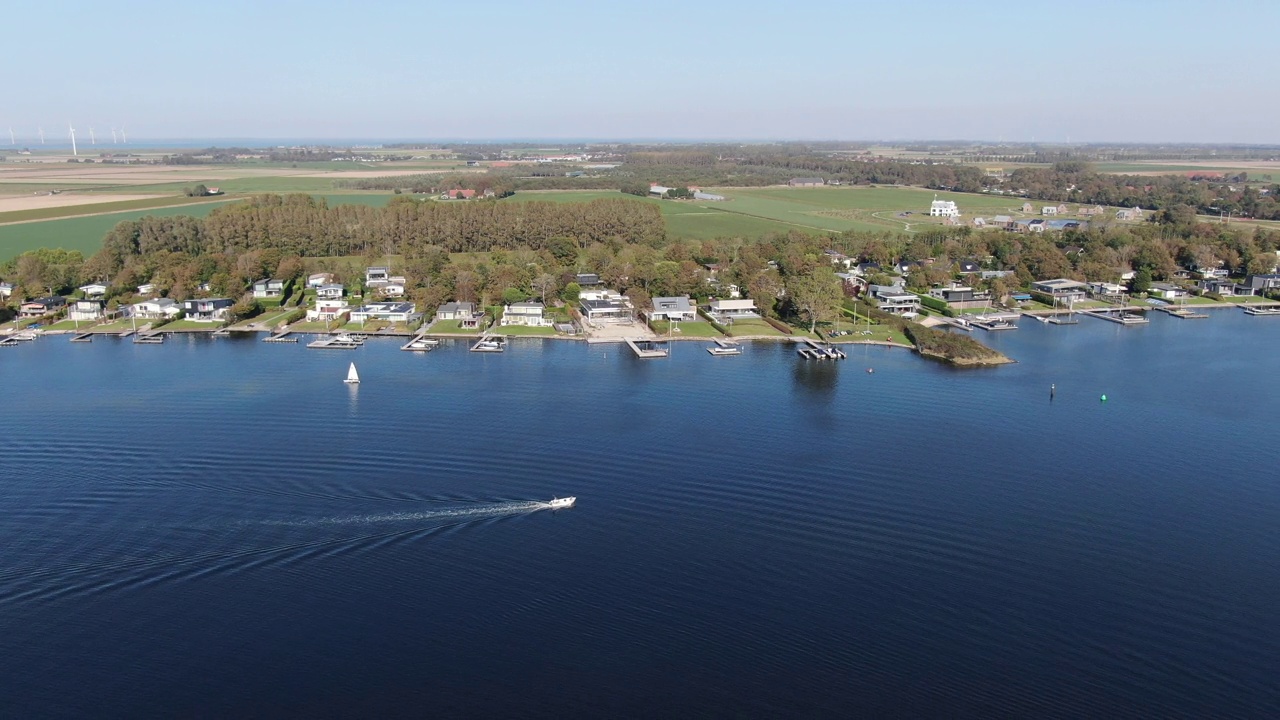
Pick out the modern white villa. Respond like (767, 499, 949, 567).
(649, 296, 697, 322)
(500, 301, 553, 327)
(129, 298, 181, 320)
(349, 302, 419, 323)
(307, 298, 350, 322)
(707, 299, 759, 322)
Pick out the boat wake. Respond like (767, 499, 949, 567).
(257, 500, 562, 527)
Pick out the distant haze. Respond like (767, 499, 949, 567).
(6, 0, 1275, 144)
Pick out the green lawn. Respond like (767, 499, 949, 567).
(723, 317, 790, 337)
(492, 324, 557, 336)
(426, 318, 484, 335)
(0, 195, 233, 224)
(285, 320, 333, 332)
(156, 319, 221, 331)
(649, 319, 724, 338)
(1223, 295, 1274, 303)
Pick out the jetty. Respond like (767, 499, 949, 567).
(401, 332, 440, 352)
(133, 332, 165, 344)
(307, 333, 364, 350)
(263, 331, 298, 343)
(470, 335, 506, 353)
(70, 332, 94, 343)
(1084, 309, 1150, 325)
(707, 338, 742, 356)
(969, 311, 1020, 331)
(938, 316, 973, 332)
(625, 338, 668, 358)
(797, 338, 846, 360)
(1160, 306, 1209, 320)
(1243, 306, 1280, 316)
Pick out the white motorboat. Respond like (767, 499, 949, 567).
(707, 346, 742, 356)
(344, 362, 360, 384)
(547, 497, 575, 509)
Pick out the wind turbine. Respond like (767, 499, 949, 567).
(111, 127, 118, 143)
(39, 126, 45, 144)
(120, 125, 127, 143)
(7, 127, 13, 146)
(69, 124, 78, 156)
(89, 127, 96, 145)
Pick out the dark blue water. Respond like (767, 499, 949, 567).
(2, 313, 1278, 718)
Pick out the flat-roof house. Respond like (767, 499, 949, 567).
(365, 267, 390, 284)
(980, 270, 1015, 280)
(252, 278, 285, 298)
(929, 286, 975, 303)
(580, 293, 634, 323)
(316, 283, 344, 299)
(958, 260, 981, 274)
(1245, 274, 1280, 292)
(68, 299, 105, 321)
(1149, 282, 1188, 300)
(574, 273, 602, 287)
(78, 283, 108, 299)
(707, 298, 759, 321)
(0, 281, 14, 298)
(136, 283, 156, 296)
(130, 298, 180, 319)
(789, 178, 824, 187)
(183, 298, 233, 322)
(649, 296, 696, 322)
(501, 301, 553, 327)
(19, 296, 65, 318)
(1087, 282, 1127, 302)
(871, 286, 920, 317)
(1032, 279, 1088, 303)
(306, 298, 350, 322)
(350, 302, 419, 323)
(307, 272, 334, 288)
(1199, 278, 1255, 297)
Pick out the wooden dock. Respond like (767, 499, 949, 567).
(263, 331, 298, 343)
(1084, 309, 1150, 325)
(707, 338, 742, 356)
(70, 333, 94, 343)
(470, 335, 507, 353)
(1160, 307, 1209, 320)
(938, 316, 973, 332)
(797, 338, 846, 360)
(133, 332, 165, 344)
(1243, 306, 1280, 316)
(307, 336, 362, 349)
(969, 311, 1020, 331)
(401, 332, 440, 351)
(625, 338, 668, 358)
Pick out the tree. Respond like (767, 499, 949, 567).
(532, 273, 557, 305)
(1129, 267, 1152, 295)
(561, 282, 581, 304)
(501, 287, 526, 305)
(786, 269, 843, 333)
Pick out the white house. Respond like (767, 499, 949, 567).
(580, 293, 634, 322)
(136, 283, 156, 296)
(1149, 283, 1188, 301)
(78, 283, 108, 299)
(365, 267, 390, 284)
(649, 296, 697, 322)
(707, 298, 759, 321)
(68, 299, 105, 321)
(130, 298, 181, 320)
(307, 272, 334, 288)
(316, 283, 345, 299)
(306, 298, 350, 322)
(350, 302, 419, 323)
(252, 278, 286, 298)
(500, 301, 553, 327)
(1116, 206, 1144, 221)
(376, 277, 406, 298)
(1042, 205, 1059, 216)
(929, 196, 960, 217)
(871, 286, 920, 317)
(0, 281, 14, 299)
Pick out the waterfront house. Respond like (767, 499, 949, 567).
(350, 302, 419, 324)
(436, 301, 477, 321)
(1087, 282, 1127, 303)
(78, 282, 108, 299)
(1149, 283, 1188, 301)
(1245, 274, 1280, 293)
(707, 298, 759, 322)
(1032, 279, 1089, 304)
(0, 281, 14, 299)
(580, 291, 634, 323)
(19, 296, 65, 318)
(183, 298, 233, 322)
(1198, 279, 1255, 297)
(68, 299, 105, 321)
(129, 298, 180, 320)
(929, 285, 975, 303)
(307, 272, 334, 288)
(376, 276, 406, 298)
(788, 177, 824, 187)
(316, 283, 345, 299)
(870, 286, 920, 317)
(306, 298, 350, 322)
(649, 296, 697, 322)
(136, 283, 156, 296)
(501, 301, 553, 327)
(252, 278, 286, 299)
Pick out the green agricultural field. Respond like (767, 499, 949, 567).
(0, 203, 235, 258)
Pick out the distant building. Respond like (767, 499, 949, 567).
(307, 272, 334, 288)
(1078, 205, 1106, 217)
(136, 283, 156, 296)
(0, 281, 14, 299)
(1021, 202, 1034, 214)
(1041, 205, 1059, 216)
(929, 196, 959, 217)
(252, 278, 286, 299)
(78, 283, 108, 299)
(693, 191, 725, 201)
(1116, 206, 1144, 221)
(788, 178, 824, 187)
(649, 184, 673, 196)
(574, 273, 602, 287)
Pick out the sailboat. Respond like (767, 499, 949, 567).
(344, 362, 360, 384)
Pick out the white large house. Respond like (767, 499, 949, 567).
(707, 298, 759, 321)
(129, 298, 181, 320)
(650, 296, 697, 322)
(68, 299, 106, 321)
(306, 298, 350, 322)
(929, 196, 959, 217)
(500, 301, 553, 327)
(349, 302, 419, 323)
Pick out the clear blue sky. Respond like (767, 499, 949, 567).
(5, 0, 1275, 143)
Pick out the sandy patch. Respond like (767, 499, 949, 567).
(0, 166, 316, 183)
(0, 193, 168, 212)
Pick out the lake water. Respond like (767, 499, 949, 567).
(2, 312, 1278, 718)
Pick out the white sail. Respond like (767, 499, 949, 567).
(345, 362, 360, 384)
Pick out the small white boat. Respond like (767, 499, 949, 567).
(547, 497, 575, 509)
(344, 362, 360, 384)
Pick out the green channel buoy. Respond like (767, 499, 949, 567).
(1100, 394, 1108, 402)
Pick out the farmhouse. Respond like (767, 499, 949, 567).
(929, 196, 959, 217)
(788, 178, 824, 187)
